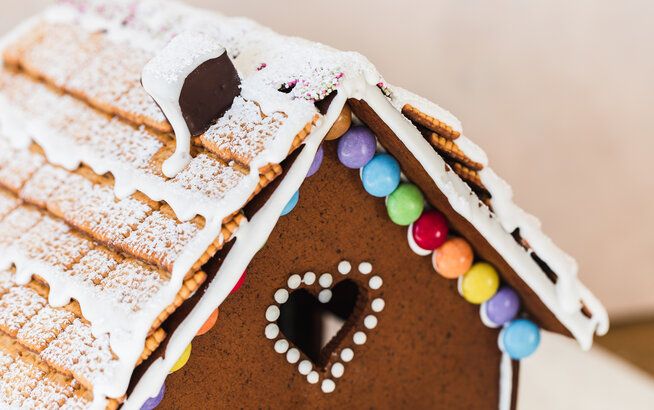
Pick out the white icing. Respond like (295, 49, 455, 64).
(318, 289, 333, 304)
(274, 288, 289, 304)
(340, 348, 354, 363)
(368, 276, 383, 290)
(307, 371, 319, 384)
(371, 298, 385, 313)
(303, 271, 316, 285)
(142, 31, 228, 177)
(264, 323, 279, 340)
(330, 362, 345, 378)
(321, 379, 336, 393)
(274, 339, 289, 354)
(319, 273, 333, 288)
(265, 305, 280, 322)
(298, 360, 312, 375)
(407, 224, 433, 256)
(358, 262, 373, 275)
(499, 353, 513, 410)
(337, 261, 351, 275)
(286, 348, 300, 364)
(364, 315, 378, 330)
(287, 274, 302, 289)
(353, 331, 367, 345)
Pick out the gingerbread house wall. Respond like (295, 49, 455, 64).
(157, 141, 518, 409)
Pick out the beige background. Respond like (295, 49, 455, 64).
(2, 0, 652, 320)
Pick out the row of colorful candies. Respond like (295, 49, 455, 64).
(333, 124, 541, 361)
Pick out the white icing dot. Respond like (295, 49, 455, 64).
(337, 261, 351, 275)
(307, 371, 319, 384)
(364, 315, 378, 329)
(331, 362, 345, 378)
(341, 347, 354, 363)
(303, 271, 316, 285)
(274, 339, 289, 354)
(274, 289, 289, 304)
(321, 379, 336, 393)
(371, 298, 385, 312)
(353, 331, 367, 345)
(288, 274, 302, 289)
(298, 360, 312, 375)
(358, 262, 372, 274)
(368, 276, 383, 290)
(319, 273, 333, 288)
(318, 289, 332, 304)
(286, 348, 300, 364)
(340, 348, 354, 362)
(265, 305, 280, 322)
(264, 323, 279, 339)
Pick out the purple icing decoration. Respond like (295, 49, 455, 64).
(337, 125, 377, 169)
(485, 287, 520, 326)
(141, 383, 165, 410)
(306, 144, 324, 177)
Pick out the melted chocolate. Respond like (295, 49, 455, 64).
(179, 53, 241, 136)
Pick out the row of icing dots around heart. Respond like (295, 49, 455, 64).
(140, 270, 246, 409)
(332, 124, 541, 361)
(265, 262, 384, 394)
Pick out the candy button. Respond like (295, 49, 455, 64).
(460, 262, 499, 304)
(231, 270, 246, 294)
(324, 104, 352, 140)
(281, 191, 299, 216)
(169, 344, 192, 374)
(361, 153, 400, 197)
(306, 145, 324, 178)
(484, 287, 520, 326)
(196, 309, 219, 336)
(411, 210, 449, 251)
(432, 237, 473, 279)
(386, 183, 425, 226)
(502, 319, 541, 359)
(140, 383, 165, 410)
(337, 125, 377, 169)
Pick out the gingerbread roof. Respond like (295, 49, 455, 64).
(0, 0, 608, 408)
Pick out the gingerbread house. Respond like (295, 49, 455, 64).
(0, 1, 608, 409)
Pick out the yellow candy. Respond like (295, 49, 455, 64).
(169, 343, 192, 374)
(461, 262, 499, 304)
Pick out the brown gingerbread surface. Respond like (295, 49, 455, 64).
(159, 141, 516, 409)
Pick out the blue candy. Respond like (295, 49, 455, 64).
(502, 319, 540, 359)
(281, 191, 300, 216)
(361, 153, 401, 197)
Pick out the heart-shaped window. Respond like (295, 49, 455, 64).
(277, 279, 363, 368)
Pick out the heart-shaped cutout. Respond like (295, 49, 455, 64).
(277, 279, 364, 369)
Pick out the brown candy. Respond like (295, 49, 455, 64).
(324, 103, 352, 141)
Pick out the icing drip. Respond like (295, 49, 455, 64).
(498, 353, 513, 410)
(142, 31, 228, 177)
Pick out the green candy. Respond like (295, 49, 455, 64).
(386, 183, 425, 226)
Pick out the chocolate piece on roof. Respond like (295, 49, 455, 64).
(179, 53, 241, 136)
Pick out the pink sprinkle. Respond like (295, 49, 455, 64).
(256, 63, 267, 71)
(336, 72, 345, 79)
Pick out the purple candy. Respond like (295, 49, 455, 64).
(337, 125, 377, 169)
(306, 144, 324, 177)
(141, 383, 165, 410)
(486, 287, 520, 326)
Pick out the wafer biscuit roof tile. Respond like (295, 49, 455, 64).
(0, 0, 607, 408)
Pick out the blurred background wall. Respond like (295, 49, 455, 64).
(2, 0, 652, 321)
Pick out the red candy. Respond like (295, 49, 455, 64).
(231, 270, 247, 294)
(411, 210, 449, 251)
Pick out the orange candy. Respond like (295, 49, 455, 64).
(432, 237, 474, 279)
(196, 309, 219, 336)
